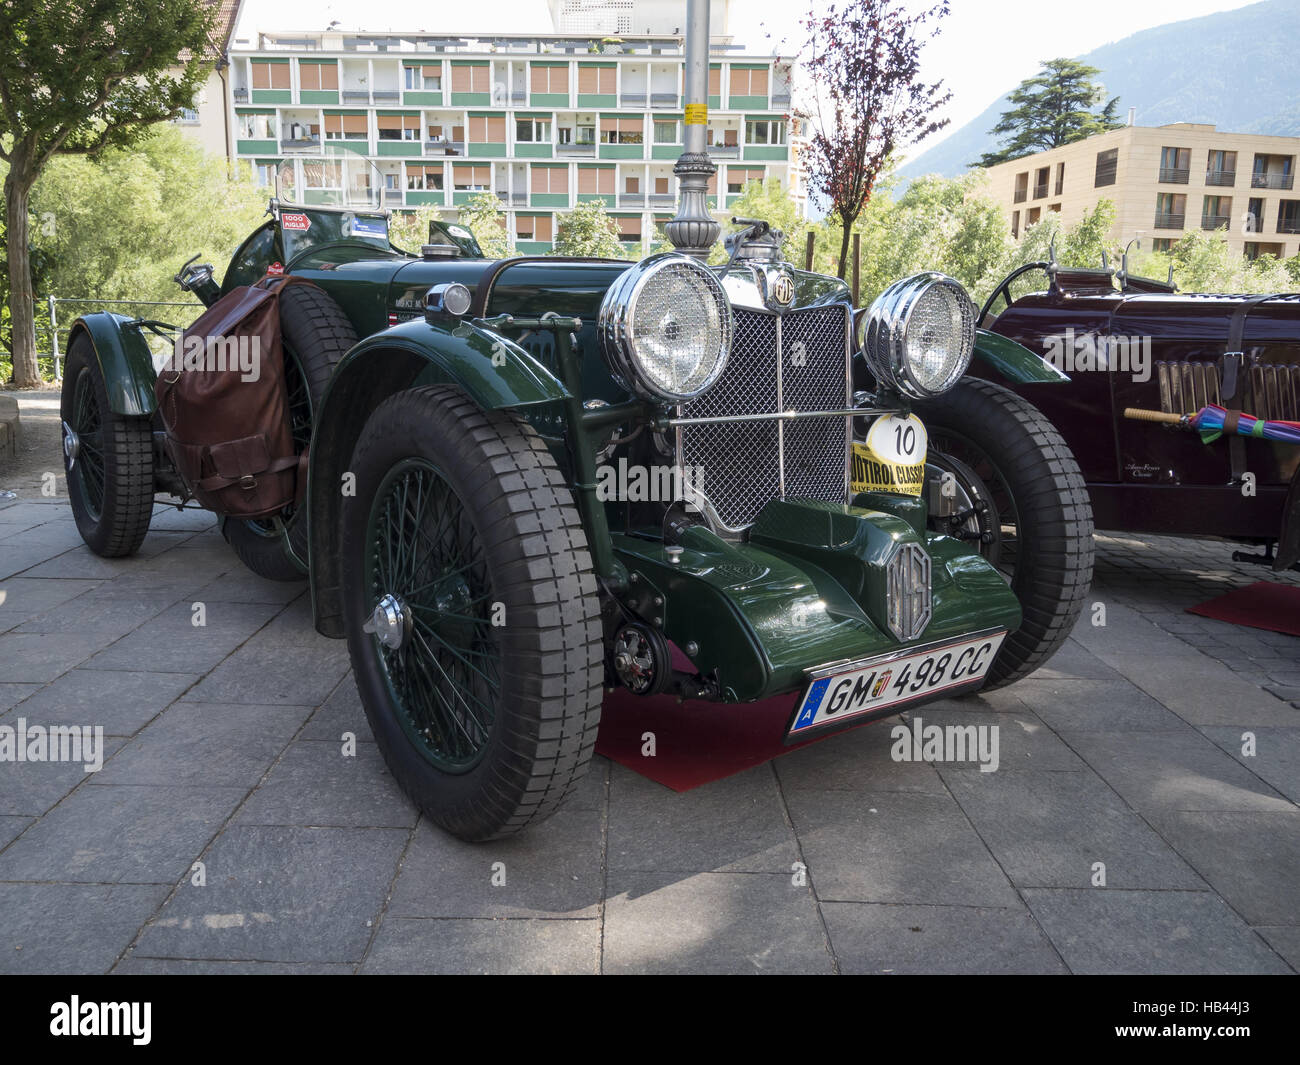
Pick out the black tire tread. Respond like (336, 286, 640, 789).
(343, 384, 602, 841)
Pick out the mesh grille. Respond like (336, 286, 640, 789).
(680, 304, 850, 529)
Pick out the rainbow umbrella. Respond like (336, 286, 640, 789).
(1125, 404, 1300, 446)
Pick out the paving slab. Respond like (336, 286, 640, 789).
(821, 901, 1067, 975)
(603, 871, 831, 974)
(1023, 888, 1291, 975)
(134, 824, 409, 964)
(1197, 725, 1300, 805)
(361, 917, 600, 975)
(85, 599, 282, 674)
(0, 737, 125, 816)
(1, 668, 198, 736)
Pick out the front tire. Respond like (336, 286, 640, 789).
(60, 334, 153, 557)
(341, 385, 603, 841)
(916, 377, 1094, 688)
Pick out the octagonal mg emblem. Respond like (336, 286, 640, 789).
(886, 542, 932, 642)
(768, 270, 795, 310)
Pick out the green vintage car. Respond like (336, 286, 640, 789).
(60, 202, 1092, 840)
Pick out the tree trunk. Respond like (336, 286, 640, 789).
(4, 160, 40, 388)
(836, 216, 854, 281)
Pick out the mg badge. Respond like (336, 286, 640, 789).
(886, 542, 932, 642)
(769, 272, 796, 309)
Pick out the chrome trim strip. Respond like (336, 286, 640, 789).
(666, 406, 897, 427)
(775, 313, 785, 499)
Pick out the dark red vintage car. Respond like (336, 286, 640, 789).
(967, 258, 1300, 572)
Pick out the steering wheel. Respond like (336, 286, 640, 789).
(978, 261, 1052, 325)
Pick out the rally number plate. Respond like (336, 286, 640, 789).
(787, 629, 1006, 739)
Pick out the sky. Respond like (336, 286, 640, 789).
(234, 0, 1263, 159)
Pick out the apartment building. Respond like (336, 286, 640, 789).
(981, 123, 1300, 261)
(223, 20, 799, 253)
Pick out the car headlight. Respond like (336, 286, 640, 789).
(598, 253, 733, 402)
(859, 273, 976, 398)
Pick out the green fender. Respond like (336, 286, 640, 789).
(972, 328, 1068, 384)
(69, 313, 160, 415)
(307, 316, 570, 638)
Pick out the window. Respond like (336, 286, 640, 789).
(653, 120, 679, 144)
(238, 112, 276, 139)
(1279, 200, 1300, 234)
(324, 113, 368, 139)
(1207, 149, 1237, 185)
(1013, 172, 1028, 204)
(300, 62, 339, 91)
(1048, 202, 1062, 213)
(1033, 166, 1049, 198)
(1152, 238, 1175, 253)
(1201, 195, 1232, 230)
(407, 164, 444, 191)
(1155, 192, 1186, 229)
(1054, 161, 1065, 196)
(516, 118, 552, 143)
(600, 117, 643, 144)
(451, 63, 490, 94)
(578, 167, 615, 195)
(530, 165, 568, 195)
(251, 60, 290, 90)
(1095, 148, 1118, 187)
(729, 67, 769, 97)
(1247, 196, 1265, 233)
(176, 107, 200, 124)
(453, 164, 491, 191)
(708, 66, 721, 97)
(578, 65, 616, 95)
(516, 215, 554, 242)
(726, 166, 764, 194)
(614, 215, 641, 242)
(707, 126, 739, 147)
(1026, 206, 1041, 225)
(1011, 210, 1019, 238)
(745, 120, 785, 145)
(253, 162, 277, 187)
(403, 65, 441, 91)
(624, 175, 639, 194)
(654, 177, 670, 195)
(302, 159, 343, 188)
(1159, 146, 1191, 183)
(468, 115, 507, 143)
(559, 124, 596, 145)
(530, 64, 568, 95)
(377, 114, 421, 141)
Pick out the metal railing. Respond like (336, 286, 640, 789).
(1154, 211, 1186, 230)
(1032, 182, 1048, 199)
(1158, 166, 1190, 183)
(1201, 214, 1232, 230)
(37, 296, 202, 380)
(1252, 172, 1295, 189)
(1013, 188, 1027, 204)
(1205, 169, 1237, 186)
(1278, 218, 1300, 234)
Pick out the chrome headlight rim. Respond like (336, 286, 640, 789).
(598, 253, 734, 403)
(860, 272, 977, 399)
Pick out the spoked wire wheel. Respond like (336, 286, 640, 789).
(67, 367, 107, 521)
(365, 457, 502, 772)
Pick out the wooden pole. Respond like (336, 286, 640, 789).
(852, 232, 861, 305)
(804, 230, 815, 271)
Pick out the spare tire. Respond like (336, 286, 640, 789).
(222, 282, 358, 580)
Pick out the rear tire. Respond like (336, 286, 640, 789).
(61, 334, 153, 557)
(341, 385, 603, 841)
(223, 282, 356, 580)
(915, 377, 1094, 688)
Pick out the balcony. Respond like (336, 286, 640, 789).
(649, 92, 679, 108)
(425, 138, 465, 156)
(1032, 182, 1048, 199)
(232, 87, 248, 103)
(649, 192, 675, 207)
(496, 190, 528, 206)
(341, 90, 371, 104)
(1252, 172, 1295, 190)
(557, 140, 596, 157)
(1279, 218, 1300, 234)
(1013, 189, 1027, 204)
(772, 92, 791, 106)
(619, 192, 647, 207)
(707, 143, 741, 159)
(1201, 214, 1232, 231)
(1154, 211, 1186, 230)
(372, 89, 400, 103)
(619, 93, 648, 107)
(1205, 169, 1237, 187)
(280, 134, 321, 151)
(1158, 167, 1190, 184)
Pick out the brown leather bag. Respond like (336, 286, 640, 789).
(155, 276, 309, 518)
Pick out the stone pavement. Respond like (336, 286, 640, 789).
(0, 495, 1297, 975)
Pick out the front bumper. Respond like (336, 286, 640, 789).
(611, 495, 1022, 704)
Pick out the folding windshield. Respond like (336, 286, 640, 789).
(277, 206, 390, 261)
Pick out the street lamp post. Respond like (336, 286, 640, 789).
(663, 0, 720, 260)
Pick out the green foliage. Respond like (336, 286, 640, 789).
(553, 198, 626, 259)
(387, 205, 444, 255)
(456, 192, 514, 260)
(1128, 230, 1296, 294)
(976, 58, 1122, 168)
(1287, 255, 1300, 285)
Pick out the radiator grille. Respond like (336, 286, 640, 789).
(1157, 359, 1300, 421)
(679, 304, 851, 530)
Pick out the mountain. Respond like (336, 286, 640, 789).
(899, 0, 1300, 181)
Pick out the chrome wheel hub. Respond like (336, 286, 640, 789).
(61, 420, 79, 471)
(363, 593, 411, 650)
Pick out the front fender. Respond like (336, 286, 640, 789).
(69, 313, 159, 415)
(972, 328, 1069, 384)
(307, 317, 570, 638)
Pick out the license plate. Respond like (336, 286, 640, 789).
(787, 629, 1006, 739)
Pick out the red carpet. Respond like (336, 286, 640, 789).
(1187, 580, 1300, 637)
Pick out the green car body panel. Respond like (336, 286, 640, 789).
(971, 328, 1069, 384)
(67, 313, 160, 417)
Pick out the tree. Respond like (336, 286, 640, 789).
(975, 58, 1122, 168)
(552, 198, 625, 259)
(800, 0, 953, 280)
(456, 192, 514, 260)
(0, 0, 215, 386)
